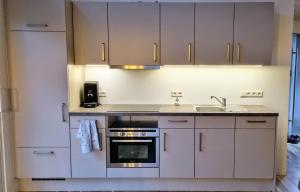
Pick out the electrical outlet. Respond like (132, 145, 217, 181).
(240, 91, 263, 98)
(99, 91, 107, 97)
(171, 91, 183, 97)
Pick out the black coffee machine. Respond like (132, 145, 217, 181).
(82, 81, 100, 108)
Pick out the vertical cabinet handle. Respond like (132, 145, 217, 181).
(226, 43, 231, 63)
(199, 132, 202, 152)
(188, 42, 192, 62)
(163, 133, 167, 152)
(99, 132, 103, 151)
(61, 103, 66, 122)
(153, 43, 158, 62)
(237, 43, 241, 63)
(101, 43, 105, 62)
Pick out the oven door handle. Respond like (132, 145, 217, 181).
(112, 139, 153, 143)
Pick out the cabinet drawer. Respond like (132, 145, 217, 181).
(158, 116, 194, 128)
(7, 0, 66, 31)
(236, 116, 276, 129)
(16, 148, 70, 178)
(70, 116, 106, 129)
(195, 116, 235, 129)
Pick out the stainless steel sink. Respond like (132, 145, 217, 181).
(193, 105, 248, 113)
(193, 105, 225, 112)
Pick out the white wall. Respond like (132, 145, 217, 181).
(69, 0, 295, 176)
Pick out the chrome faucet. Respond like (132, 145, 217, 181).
(211, 96, 227, 109)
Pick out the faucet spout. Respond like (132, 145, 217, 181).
(211, 96, 227, 109)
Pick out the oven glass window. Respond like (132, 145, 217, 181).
(118, 145, 148, 159)
(110, 137, 156, 164)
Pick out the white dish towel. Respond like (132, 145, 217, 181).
(77, 120, 100, 154)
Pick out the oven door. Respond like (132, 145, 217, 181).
(107, 137, 159, 168)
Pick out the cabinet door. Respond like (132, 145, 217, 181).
(9, 32, 69, 147)
(160, 129, 194, 178)
(235, 129, 275, 179)
(71, 129, 106, 178)
(161, 3, 194, 65)
(195, 3, 234, 64)
(195, 129, 234, 178)
(7, 0, 66, 31)
(233, 3, 274, 65)
(73, 2, 108, 65)
(108, 3, 160, 66)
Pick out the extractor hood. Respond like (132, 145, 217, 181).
(110, 65, 160, 70)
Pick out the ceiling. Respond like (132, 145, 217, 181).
(295, 0, 300, 20)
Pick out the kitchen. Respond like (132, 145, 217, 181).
(0, 0, 295, 192)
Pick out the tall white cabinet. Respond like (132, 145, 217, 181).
(7, 0, 72, 178)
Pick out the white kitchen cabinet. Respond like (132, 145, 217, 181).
(233, 3, 274, 64)
(195, 3, 234, 64)
(7, 0, 67, 31)
(161, 3, 195, 65)
(8, 32, 69, 147)
(158, 116, 195, 129)
(235, 129, 275, 179)
(71, 129, 106, 178)
(195, 129, 234, 178)
(160, 129, 194, 178)
(16, 148, 70, 178)
(73, 2, 108, 65)
(108, 3, 160, 66)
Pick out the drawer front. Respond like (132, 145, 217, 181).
(16, 148, 70, 178)
(236, 116, 276, 129)
(70, 116, 106, 129)
(158, 116, 194, 128)
(7, 0, 66, 31)
(195, 116, 235, 129)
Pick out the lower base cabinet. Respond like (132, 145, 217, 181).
(16, 148, 70, 178)
(235, 129, 275, 179)
(71, 129, 106, 178)
(195, 129, 234, 178)
(160, 129, 194, 178)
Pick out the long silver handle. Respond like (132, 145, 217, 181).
(33, 151, 55, 155)
(101, 43, 105, 61)
(246, 120, 267, 123)
(199, 132, 202, 152)
(226, 43, 231, 63)
(112, 140, 153, 143)
(153, 43, 158, 62)
(26, 24, 48, 28)
(163, 133, 167, 152)
(237, 43, 241, 63)
(61, 103, 66, 122)
(188, 42, 192, 62)
(99, 132, 103, 151)
(168, 120, 188, 123)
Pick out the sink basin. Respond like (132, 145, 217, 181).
(193, 105, 225, 112)
(193, 105, 248, 113)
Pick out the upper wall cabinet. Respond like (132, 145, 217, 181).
(161, 3, 195, 65)
(7, 0, 66, 31)
(233, 3, 274, 65)
(195, 3, 234, 65)
(73, 2, 108, 65)
(108, 3, 160, 66)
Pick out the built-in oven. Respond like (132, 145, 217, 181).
(106, 116, 159, 168)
